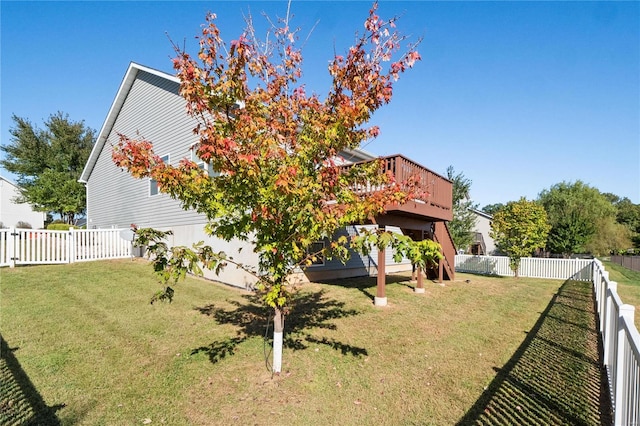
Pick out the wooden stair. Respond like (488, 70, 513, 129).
(432, 221, 456, 281)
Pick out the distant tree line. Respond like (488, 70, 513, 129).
(476, 182, 639, 258)
(446, 163, 638, 261)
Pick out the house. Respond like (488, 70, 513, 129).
(468, 208, 497, 255)
(79, 63, 455, 295)
(0, 176, 46, 229)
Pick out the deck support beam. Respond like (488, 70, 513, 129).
(374, 243, 387, 306)
(415, 267, 425, 293)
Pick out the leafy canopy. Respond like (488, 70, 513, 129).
(1, 112, 95, 224)
(481, 203, 505, 216)
(113, 3, 428, 310)
(490, 197, 550, 276)
(607, 195, 640, 250)
(538, 181, 616, 256)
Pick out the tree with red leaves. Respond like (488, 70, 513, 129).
(114, 2, 433, 373)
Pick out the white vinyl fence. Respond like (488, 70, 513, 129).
(0, 227, 132, 267)
(592, 259, 640, 425)
(455, 254, 593, 281)
(456, 254, 640, 424)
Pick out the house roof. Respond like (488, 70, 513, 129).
(470, 208, 493, 220)
(79, 63, 178, 183)
(79, 62, 376, 183)
(0, 175, 20, 189)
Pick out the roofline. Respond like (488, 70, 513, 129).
(342, 147, 376, 161)
(0, 175, 19, 188)
(470, 208, 493, 220)
(77, 62, 392, 184)
(79, 62, 178, 183)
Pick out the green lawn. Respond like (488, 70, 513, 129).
(1, 260, 610, 425)
(602, 260, 640, 328)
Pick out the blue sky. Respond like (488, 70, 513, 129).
(1, 1, 638, 207)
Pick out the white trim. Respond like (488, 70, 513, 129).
(470, 208, 493, 220)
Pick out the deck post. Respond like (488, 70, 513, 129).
(374, 243, 387, 307)
(438, 259, 444, 283)
(414, 267, 425, 293)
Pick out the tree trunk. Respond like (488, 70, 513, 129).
(272, 307, 284, 374)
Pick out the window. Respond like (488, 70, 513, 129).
(307, 241, 326, 267)
(190, 143, 218, 177)
(149, 154, 169, 196)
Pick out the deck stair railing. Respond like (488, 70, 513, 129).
(433, 222, 455, 280)
(472, 232, 486, 255)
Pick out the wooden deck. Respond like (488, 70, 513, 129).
(338, 154, 456, 281)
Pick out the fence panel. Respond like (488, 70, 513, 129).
(71, 229, 132, 262)
(15, 229, 70, 265)
(617, 315, 640, 425)
(0, 228, 132, 267)
(455, 255, 593, 281)
(0, 228, 10, 267)
(611, 255, 640, 273)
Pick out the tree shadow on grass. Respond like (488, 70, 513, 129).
(0, 335, 63, 426)
(456, 280, 612, 425)
(316, 274, 414, 302)
(192, 290, 367, 364)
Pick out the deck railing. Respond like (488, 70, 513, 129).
(0, 227, 132, 267)
(338, 154, 453, 214)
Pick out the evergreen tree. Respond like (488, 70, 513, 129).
(446, 166, 478, 253)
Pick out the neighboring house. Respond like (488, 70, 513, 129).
(0, 176, 46, 229)
(79, 62, 455, 289)
(468, 208, 497, 255)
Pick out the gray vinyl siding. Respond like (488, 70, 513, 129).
(309, 225, 411, 272)
(86, 70, 205, 229)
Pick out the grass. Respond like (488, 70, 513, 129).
(601, 260, 640, 328)
(1, 260, 610, 425)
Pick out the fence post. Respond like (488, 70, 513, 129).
(614, 304, 635, 426)
(8, 227, 16, 268)
(603, 281, 617, 367)
(68, 228, 75, 264)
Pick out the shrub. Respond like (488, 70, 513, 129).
(16, 221, 32, 229)
(47, 223, 78, 231)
